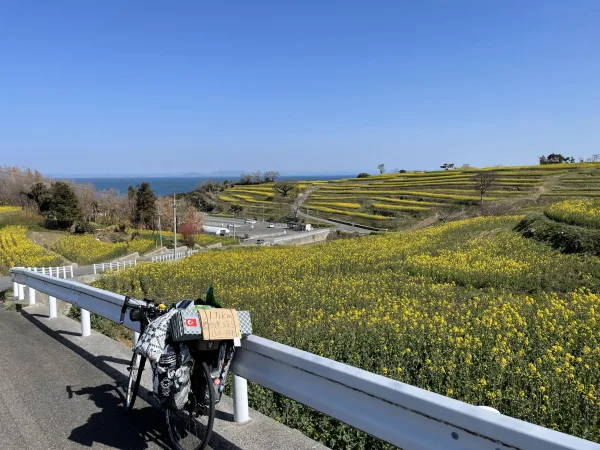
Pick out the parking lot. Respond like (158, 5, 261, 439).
(203, 216, 307, 245)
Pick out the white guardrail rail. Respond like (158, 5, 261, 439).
(151, 249, 199, 262)
(93, 259, 137, 274)
(26, 265, 74, 278)
(8, 267, 599, 450)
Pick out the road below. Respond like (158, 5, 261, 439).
(0, 307, 170, 450)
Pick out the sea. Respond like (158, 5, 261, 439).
(64, 175, 351, 197)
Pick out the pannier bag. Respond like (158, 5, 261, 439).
(211, 342, 235, 403)
(171, 309, 203, 341)
(133, 309, 177, 363)
(154, 342, 192, 410)
(237, 310, 253, 337)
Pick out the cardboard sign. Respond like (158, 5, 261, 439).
(198, 309, 241, 340)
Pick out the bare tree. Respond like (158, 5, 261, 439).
(472, 171, 498, 205)
(251, 171, 262, 184)
(377, 164, 385, 174)
(263, 171, 280, 183)
(273, 180, 296, 197)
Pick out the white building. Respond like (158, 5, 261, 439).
(202, 226, 230, 236)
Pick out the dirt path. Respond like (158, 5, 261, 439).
(528, 172, 567, 201)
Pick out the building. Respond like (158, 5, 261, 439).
(286, 221, 312, 231)
(202, 226, 230, 236)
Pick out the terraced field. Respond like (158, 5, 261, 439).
(540, 165, 600, 200)
(302, 164, 600, 226)
(217, 182, 312, 221)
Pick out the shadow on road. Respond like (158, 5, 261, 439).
(22, 310, 245, 450)
(66, 383, 171, 449)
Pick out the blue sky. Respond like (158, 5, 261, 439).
(1, 1, 599, 175)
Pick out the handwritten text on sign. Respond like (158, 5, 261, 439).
(198, 309, 241, 340)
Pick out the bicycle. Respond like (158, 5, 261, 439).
(120, 297, 219, 450)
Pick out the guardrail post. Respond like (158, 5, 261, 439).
(93, 264, 97, 275)
(18, 283, 25, 300)
(48, 296, 57, 318)
(233, 374, 250, 423)
(70, 266, 74, 278)
(28, 287, 36, 306)
(81, 309, 91, 336)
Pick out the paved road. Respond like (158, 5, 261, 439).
(0, 307, 170, 450)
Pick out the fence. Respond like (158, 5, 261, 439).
(93, 259, 137, 274)
(26, 265, 73, 278)
(150, 249, 198, 262)
(9, 267, 598, 450)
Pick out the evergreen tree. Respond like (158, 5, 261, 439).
(26, 182, 52, 212)
(50, 182, 81, 228)
(134, 182, 157, 228)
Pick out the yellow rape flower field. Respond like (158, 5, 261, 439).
(0, 206, 21, 213)
(546, 199, 600, 229)
(51, 234, 155, 265)
(0, 225, 63, 273)
(97, 216, 600, 447)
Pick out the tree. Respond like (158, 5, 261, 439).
(134, 183, 157, 228)
(472, 171, 498, 205)
(274, 180, 296, 197)
(440, 163, 455, 170)
(127, 185, 137, 223)
(50, 182, 81, 228)
(179, 209, 204, 247)
(263, 171, 280, 183)
(239, 173, 254, 185)
(540, 153, 574, 165)
(399, 169, 407, 173)
(251, 171, 262, 184)
(357, 173, 370, 178)
(377, 164, 385, 174)
(26, 182, 51, 212)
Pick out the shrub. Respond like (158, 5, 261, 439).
(73, 220, 96, 234)
(515, 213, 600, 255)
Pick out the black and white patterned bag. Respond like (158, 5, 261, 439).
(133, 310, 177, 363)
(154, 342, 192, 411)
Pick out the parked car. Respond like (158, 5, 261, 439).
(267, 223, 275, 228)
(227, 224, 240, 228)
(246, 219, 257, 224)
(256, 239, 266, 245)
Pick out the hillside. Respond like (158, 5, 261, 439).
(96, 215, 600, 448)
(216, 163, 600, 227)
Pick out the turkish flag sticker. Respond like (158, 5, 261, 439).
(186, 318, 198, 327)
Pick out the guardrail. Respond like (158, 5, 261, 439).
(271, 229, 329, 244)
(151, 249, 199, 262)
(93, 259, 137, 274)
(8, 267, 598, 450)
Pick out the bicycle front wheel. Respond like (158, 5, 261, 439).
(125, 352, 145, 411)
(165, 361, 215, 450)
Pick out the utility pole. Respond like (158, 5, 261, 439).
(173, 194, 177, 259)
(156, 202, 163, 247)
